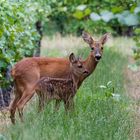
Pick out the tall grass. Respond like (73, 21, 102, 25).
(4, 46, 133, 140)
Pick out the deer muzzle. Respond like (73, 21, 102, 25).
(83, 69, 89, 75)
(95, 54, 101, 61)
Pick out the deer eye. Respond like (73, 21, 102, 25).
(91, 47, 94, 51)
(101, 47, 103, 50)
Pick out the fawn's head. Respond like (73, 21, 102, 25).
(82, 31, 110, 62)
(69, 53, 89, 77)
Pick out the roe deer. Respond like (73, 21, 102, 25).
(34, 53, 88, 113)
(10, 32, 109, 124)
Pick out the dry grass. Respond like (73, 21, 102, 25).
(0, 109, 10, 132)
(41, 33, 135, 57)
(41, 34, 83, 57)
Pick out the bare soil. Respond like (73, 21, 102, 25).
(125, 57, 140, 99)
(125, 56, 140, 139)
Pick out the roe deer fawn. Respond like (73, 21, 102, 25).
(34, 53, 88, 112)
(10, 32, 109, 124)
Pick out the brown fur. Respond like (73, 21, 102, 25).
(35, 77, 75, 111)
(9, 32, 109, 124)
(36, 77, 75, 111)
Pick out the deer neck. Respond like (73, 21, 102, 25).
(70, 71, 80, 90)
(83, 52, 98, 74)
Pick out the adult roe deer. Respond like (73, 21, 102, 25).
(10, 32, 109, 124)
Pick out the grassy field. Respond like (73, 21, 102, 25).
(2, 35, 134, 140)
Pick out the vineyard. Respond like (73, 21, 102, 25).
(0, 0, 140, 140)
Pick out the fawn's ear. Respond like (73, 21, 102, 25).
(100, 33, 110, 45)
(82, 31, 94, 45)
(69, 53, 77, 63)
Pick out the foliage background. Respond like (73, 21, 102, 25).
(0, 0, 140, 85)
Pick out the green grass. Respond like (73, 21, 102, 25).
(4, 47, 133, 140)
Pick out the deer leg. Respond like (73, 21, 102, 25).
(55, 100, 61, 111)
(10, 94, 21, 124)
(37, 91, 45, 112)
(38, 92, 42, 112)
(69, 99, 74, 110)
(64, 97, 74, 112)
(9, 87, 22, 124)
(64, 100, 71, 111)
(16, 88, 35, 122)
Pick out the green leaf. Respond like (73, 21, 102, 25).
(134, 28, 140, 34)
(90, 12, 101, 21)
(134, 6, 140, 14)
(73, 10, 84, 20)
(100, 10, 114, 22)
(84, 8, 91, 16)
(76, 5, 87, 11)
(124, 14, 139, 26)
(111, 6, 123, 13)
(0, 60, 7, 68)
(116, 11, 139, 26)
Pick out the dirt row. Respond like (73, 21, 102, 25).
(125, 57, 140, 139)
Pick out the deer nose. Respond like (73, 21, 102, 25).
(84, 69, 89, 74)
(95, 54, 101, 60)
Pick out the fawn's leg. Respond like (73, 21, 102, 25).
(37, 91, 46, 112)
(55, 100, 61, 111)
(64, 100, 70, 112)
(69, 99, 74, 110)
(64, 96, 74, 112)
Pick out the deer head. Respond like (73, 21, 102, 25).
(82, 31, 110, 62)
(69, 53, 89, 77)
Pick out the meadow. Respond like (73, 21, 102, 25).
(1, 35, 135, 140)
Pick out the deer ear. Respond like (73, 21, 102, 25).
(69, 53, 77, 63)
(82, 31, 94, 45)
(100, 33, 110, 45)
